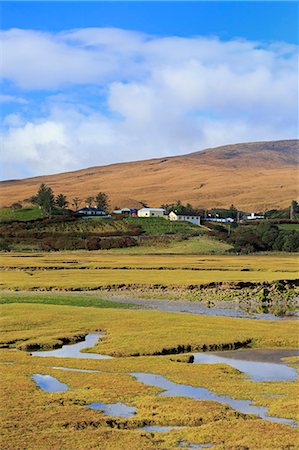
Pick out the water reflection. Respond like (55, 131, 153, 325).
(32, 333, 112, 360)
(131, 373, 295, 426)
(192, 349, 298, 382)
(139, 426, 183, 432)
(87, 402, 136, 418)
(32, 374, 68, 392)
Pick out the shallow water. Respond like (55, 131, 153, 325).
(87, 402, 136, 418)
(131, 372, 295, 426)
(140, 426, 183, 432)
(192, 349, 299, 382)
(104, 297, 295, 320)
(32, 333, 112, 359)
(52, 366, 101, 373)
(32, 374, 68, 392)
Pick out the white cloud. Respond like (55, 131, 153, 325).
(0, 94, 28, 104)
(0, 28, 298, 178)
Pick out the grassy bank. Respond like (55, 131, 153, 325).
(0, 292, 135, 309)
(1, 302, 298, 449)
(1, 302, 298, 355)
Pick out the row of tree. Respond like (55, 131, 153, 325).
(28, 184, 110, 217)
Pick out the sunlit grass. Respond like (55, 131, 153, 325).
(0, 252, 298, 291)
(1, 302, 298, 449)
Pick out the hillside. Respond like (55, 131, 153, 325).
(1, 140, 298, 211)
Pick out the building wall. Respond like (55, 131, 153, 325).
(169, 211, 200, 225)
(138, 209, 166, 218)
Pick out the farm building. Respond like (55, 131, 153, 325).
(137, 208, 167, 218)
(113, 208, 131, 215)
(113, 208, 138, 216)
(246, 213, 265, 220)
(77, 207, 111, 218)
(169, 211, 201, 225)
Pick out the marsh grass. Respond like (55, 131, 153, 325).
(1, 304, 298, 450)
(0, 252, 298, 291)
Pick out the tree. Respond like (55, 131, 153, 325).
(11, 202, 22, 210)
(228, 204, 238, 220)
(85, 196, 95, 207)
(56, 193, 68, 209)
(72, 197, 81, 211)
(95, 192, 109, 211)
(290, 200, 299, 219)
(33, 184, 55, 217)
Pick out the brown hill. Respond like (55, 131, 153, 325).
(1, 140, 298, 211)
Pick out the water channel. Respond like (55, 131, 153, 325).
(191, 349, 299, 381)
(32, 333, 112, 359)
(31, 332, 298, 427)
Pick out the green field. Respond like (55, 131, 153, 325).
(278, 223, 299, 231)
(124, 217, 200, 235)
(0, 206, 43, 221)
(1, 301, 298, 449)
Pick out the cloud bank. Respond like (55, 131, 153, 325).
(1, 28, 298, 178)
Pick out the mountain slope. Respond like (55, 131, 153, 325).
(1, 140, 298, 211)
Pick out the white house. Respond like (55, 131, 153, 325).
(246, 213, 265, 220)
(137, 208, 167, 218)
(169, 211, 201, 226)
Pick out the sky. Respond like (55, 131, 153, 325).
(1, 1, 298, 180)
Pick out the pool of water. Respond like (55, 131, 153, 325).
(31, 333, 112, 360)
(87, 402, 136, 418)
(192, 349, 299, 382)
(139, 426, 183, 432)
(32, 374, 68, 392)
(131, 373, 295, 426)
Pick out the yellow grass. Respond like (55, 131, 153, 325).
(1, 268, 298, 290)
(1, 252, 297, 270)
(0, 140, 298, 210)
(1, 303, 298, 358)
(0, 252, 298, 291)
(1, 302, 298, 449)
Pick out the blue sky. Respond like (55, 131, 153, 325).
(1, 1, 298, 179)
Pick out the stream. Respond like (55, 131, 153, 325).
(31, 332, 298, 427)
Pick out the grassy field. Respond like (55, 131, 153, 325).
(111, 235, 232, 254)
(0, 206, 43, 221)
(0, 252, 298, 291)
(1, 302, 298, 449)
(278, 223, 299, 231)
(124, 217, 199, 235)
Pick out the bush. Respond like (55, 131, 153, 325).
(230, 223, 299, 253)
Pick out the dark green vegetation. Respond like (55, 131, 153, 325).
(0, 292, 135, 309)
(208, 222, 299, 253)
(229, 222, 299, 253)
